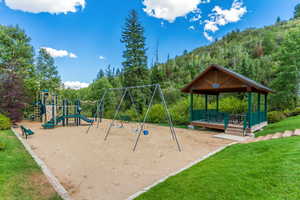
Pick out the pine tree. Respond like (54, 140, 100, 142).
(272, 30, 300, 109)
(276, 16, 281, 24)
(121, 10, 149, 86)
(294, 3, 300, 18)
(121, 10, 150, 112)
(36, 48, 61, 92)
(96, 69, 105, 80)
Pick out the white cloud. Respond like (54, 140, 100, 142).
(98, 56, 105, 60)
(41, 47, 77, 59)
(4, 0, 85, 14)
(203, 32, 213, 41)
(143, 0, 202, 22)
(69, 53, 77, 58)
(204, 0, 247, 33)
(189, 25, 195, 30)
(64, 81, 89, 90)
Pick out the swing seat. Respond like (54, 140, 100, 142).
(143, 130, 149, 135)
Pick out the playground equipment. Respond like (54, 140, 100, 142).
(87, 84, 181, 152)
(32, 90, 94, 129)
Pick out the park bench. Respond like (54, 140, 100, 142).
(20, 125, 35, 139)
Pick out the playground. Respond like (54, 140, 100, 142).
(18, 120, 231, 200)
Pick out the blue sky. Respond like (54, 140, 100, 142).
(0, 0, 298, 89)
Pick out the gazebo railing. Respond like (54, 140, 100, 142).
(247, 111, 267, 128)
(191, 109, 229, 124)
(191, 109, 267, 129)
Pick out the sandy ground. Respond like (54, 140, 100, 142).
(18, 120, 232, 200)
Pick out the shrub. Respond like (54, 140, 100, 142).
(218, 96, 247, 114)
(287, 107, 300, 117)
(0, 141, 5, 151)
(170, 98, 190, 125)
(147, 104, 167, 124)
(267, 111, 286, 123)
(0, 114, 11, 130)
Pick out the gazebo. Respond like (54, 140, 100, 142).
(181, 64, 273, 136)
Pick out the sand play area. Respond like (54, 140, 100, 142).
(17, 120, 232, 200)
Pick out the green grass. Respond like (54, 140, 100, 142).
(256, 115, 300, 137)
(136, 137, 300, 200)
(0, 130, 62, 200)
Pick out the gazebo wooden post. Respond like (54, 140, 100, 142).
(248, 92, 252, 128)
(216, 94, 219, 112)
(190, 93, 194, 121)
(205, 94, 208, 112)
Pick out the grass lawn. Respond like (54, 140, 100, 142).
(0, 129, 62, 200)
(256, 115, 300, 137)
(136, 136, 300, 200)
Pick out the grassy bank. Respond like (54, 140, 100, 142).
(0, 129, 61, 200)
(256, 115, 300, 137)
(136, 136, 300, 200)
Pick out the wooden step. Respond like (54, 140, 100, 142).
(228, 124, 243, 129)
(225, 129, 244, 136)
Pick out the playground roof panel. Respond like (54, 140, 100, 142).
(181, 64, 273, 94)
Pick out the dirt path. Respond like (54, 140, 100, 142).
(19, 120, 232, 200)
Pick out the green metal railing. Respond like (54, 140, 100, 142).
(246, 111, 267, 128)
(191, 109, 267, 129)
(191, 109, 229, 124)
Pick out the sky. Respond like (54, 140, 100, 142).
(0, 0, 299, 89)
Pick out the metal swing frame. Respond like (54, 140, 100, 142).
(87, 84, 181, 152)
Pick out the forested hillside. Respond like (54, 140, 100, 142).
(78, 17, 299, 107)
(150, 18, 300, 110)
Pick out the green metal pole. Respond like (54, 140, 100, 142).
(258, 93, 261, 123)
(205, 94, 208, 112)
(216, 94, 219, 112)
(265, 94, 268, 121)
(248, 92, 252, 128)
(190, 93, 194, 121)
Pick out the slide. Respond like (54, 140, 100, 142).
(42, 114, 94, 129)
(79, 115, 94, 124)
(42, 115, 66, 129)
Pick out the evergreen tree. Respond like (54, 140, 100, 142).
(36, 48, 61, 92)
(276, 16, 281, 24)
(272, 30, 300, 109)
(294, 3, 300, 18)
(121, 10, 150, 111)
(96, 69, 105, 80)
(0, 25, 37, 100)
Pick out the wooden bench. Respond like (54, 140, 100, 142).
(20, 125, 35, 139)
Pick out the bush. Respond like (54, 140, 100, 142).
(217, 96, 247, 114)
(170, 98, 190, 125)
(287, 107, 300, 117)
(0, 114, 11, 130)
(0, 141, 5, 151)
(267, 111, 286, 123)
(147, 104, 167, 124)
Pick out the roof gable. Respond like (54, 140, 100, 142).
(181, 64, 273, 94)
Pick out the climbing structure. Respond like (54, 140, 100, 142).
(31, 90, 94, 129)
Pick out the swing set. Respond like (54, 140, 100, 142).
(87, 84, 181, 152)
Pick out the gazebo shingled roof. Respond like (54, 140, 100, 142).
(181, 64, 273, 94)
